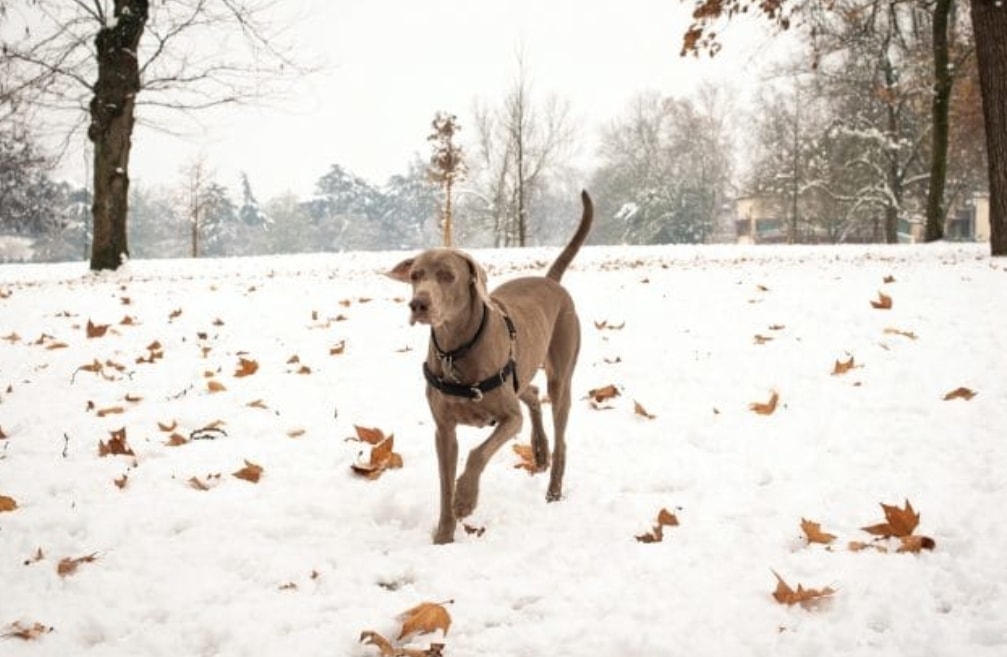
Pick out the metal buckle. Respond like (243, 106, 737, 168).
(470, 387, 484, 402)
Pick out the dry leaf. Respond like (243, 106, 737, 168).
(57, 552, 99, 577)
(96, 406, 125, 418)
(749, 390, 779, 415)
(398, 601, 452, 640)
(188, 474, 221, 491)
(943, 387, 977, 401)
(635, 507, 680, 543)
(897, 535, 937, 553)
(232, 459, 264, 483)
(883, 274, 896, 283)
(98, 428, 134, 457)
(512, 442, 544, 474)
(351, 436, 404, 480)
(3, 621, 52, 640)
(207, 379, 227, 393)
(287, 428, 306, 438)
(772, 571, 835, 608)
(831, 356, 857, 376)
(801, 518, 837, 545)
(114, 474, 128, 489)
(247, 399, 269, 409)
(164, 433, 188, 447)
(24, 547, 45, 564)
(754, 334, 774, 345)
(588, 384, 620, 403)
(169, 308, 183, 320)
(330, 340, 347, 355)
(157, 420, 179, 432)
(861, 499, 920, 538)
(234, 357, 259, 377)
(633, 400, 656, 419)
(594, 319, 626, 330)
(883, 327, 918, 340)
(462, 523, 486, 537)
(0, 494, 17, 512)
(848, 540, 889, 554)
(86, 319, 111, 338)
(870, 291, 893, 310)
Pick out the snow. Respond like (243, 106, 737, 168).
(1, 242, 1006, 656)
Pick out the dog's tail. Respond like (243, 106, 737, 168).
(546, 190, 593, 282)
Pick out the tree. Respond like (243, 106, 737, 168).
(970, 0, 1007, 255)
(682, 0, 1004, 254)
(238, 172, 271, 230)
(2, 1, 303, 269)
(307, 164, 383, 251)
(427, 112, 466, 247)
(382, 156, 440, 249)
(468, 54, 575, 247)
(592, 87, 733, 244)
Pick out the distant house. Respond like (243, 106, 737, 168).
(735, 195, 788, 244)
(947, 192, 990, 242)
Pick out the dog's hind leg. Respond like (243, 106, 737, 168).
(520, 384, 550, 470)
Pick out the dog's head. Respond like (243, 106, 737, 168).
(387, 248, 492, 327)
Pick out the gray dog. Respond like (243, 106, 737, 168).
(387, 191, 593, 543)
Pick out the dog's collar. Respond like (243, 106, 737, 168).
(424, 311, 519, 402)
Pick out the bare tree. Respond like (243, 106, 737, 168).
(468, 53, 575, 247)
(1, 0, 306, 269)
(427, 112, 466, 247)
(181, 154, 211, 258)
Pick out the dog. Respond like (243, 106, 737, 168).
(387, 190, 593, 543)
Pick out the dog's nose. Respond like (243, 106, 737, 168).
(409, 297, 429, 315)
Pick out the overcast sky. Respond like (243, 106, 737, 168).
(114, 0, 781, 200)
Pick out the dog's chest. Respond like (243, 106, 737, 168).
(435, 395, 500, 427)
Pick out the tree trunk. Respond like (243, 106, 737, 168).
(87, 0, 148, 271)
(924, 0, 953, 242)
(971, 0, 1007, 256)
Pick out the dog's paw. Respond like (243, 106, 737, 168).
(546, 488, 563, 503)
(453, 476, 479, 519)
(532, 441, 550, 470)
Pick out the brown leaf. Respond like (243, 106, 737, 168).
(352, 425, 387, 445)
(772, 571, 835, 608)
(96, 406, 125, 418)
(633, 400, 656, 419)
(232, 459, 264, 483)
(753, 334, 774, 345)
(113, 473, 128, 489)
(24, 547, 45, 564)
(169, 308, 183, 320)
(636, 507, 679, 543)
(98, 428, 134, 457)
(848, 540, 889, 553)
(234, 357, 259, 378)
(3, 331, 21, 343)
(883, 327, 918, 340)
(157, 420, 179, 432)
(511, 442, 543, 474)
(57, 552, 99, 577)
(398, 601, 452, 640)
(943, 386, 977, 401)
(831, 356, 857, 376)
(462, 523, 486, 537)
(287, 428, 306, 438)
(86, 319, 111, 338)
(861, 499, 920, 538)
(883, 274, 896, 284)
(124, 393, 143, 403)
(3, 621, 52, 641)
(351, 436, 404, 480)
(247, 399, 269, 409)
(360, 631, 397, 656)
(870, 291, 893, 310)
(0, 494, 17, 512)
(594, 319, 626, 330)
(588, 384, 620, 403)
(801, 518, 837, 545)
(188, 474, 221, 491)
(330, 340, 347, 355)
(749, 390, 779, 415)
(165, 433, 188, 447)
(207, 379, 227, 393)
(897, 534, 937, 553)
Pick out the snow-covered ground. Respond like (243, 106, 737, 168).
(1, 242, 1006, 656)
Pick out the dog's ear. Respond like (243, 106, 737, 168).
(385, 257, 415, 283)
(458, 252, 494, 308)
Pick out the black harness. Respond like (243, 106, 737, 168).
(422, 303, 519, 402)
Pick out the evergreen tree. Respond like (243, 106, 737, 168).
(238, 171, 271, 229)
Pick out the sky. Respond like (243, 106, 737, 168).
(2, 241, 1006, 656)
(112, 0, 781, 200)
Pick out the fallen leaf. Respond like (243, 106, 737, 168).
(398, 601, 452, 640)
(353, 425, 389, 445)
(207, 379, 227, 393)
(114, 474, 128, 489)
(169, 308, 183, 320)
(883, 327, 918, 340)
(883, 274, 896, 283)
(57, 553, 99, 577)
(594, 320, 626, 330)
(633, 400, 656, 419)
(754, 334, 774, 345)
(188, 474, 221, 491)
(587, 384, 620, 403)
(462, 523, 486, 537)
(96, 406, 125, 418)
(157, 420, 179, 432)
(164, 433, 188, 447)
(0, 494, 17, 512)
(86, 319, 110, 338)
(98, 428, 134, 457)
(636, 507, 680, 543)
(801, 518, 837, 545)
(330, 340, 347, 355)
(749, 390, 779, 415)
(848, 540, 889, 554)
(351, 435, 404, 480)
(3, 621, 52, 640)
(861, 499, 920, 538)
(2, 331, 20, 343)
(943, 386, 977, 401)
(897, 535, 937, 553)
(512, 442, 544, 474)
(771, 571, 835, 608)
(769, 324, 786, 331)
(24, 547, 45, 565)
(870, 291, 893, 310)
(232, 459, 264, 483)
(831, 356, 857, 376)
(234, 357, 259, 377)
(247, 399, 269, 409)
(287, 428, 306, 438)
(124, 393, 143, 403)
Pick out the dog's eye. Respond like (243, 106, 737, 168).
(436, 270, 455, 284)
(409, 270, 423, 282)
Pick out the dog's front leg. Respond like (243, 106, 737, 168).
(454, 409, 522, 520)
(434, 421, 459, 544)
